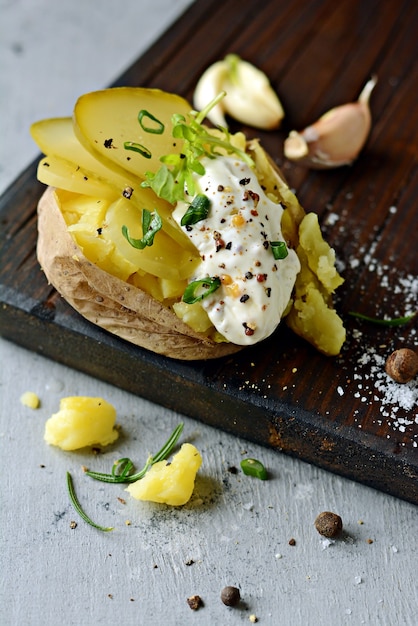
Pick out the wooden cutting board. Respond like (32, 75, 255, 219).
(1, 0, 417, 503)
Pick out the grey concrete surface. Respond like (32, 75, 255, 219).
(0, 1, 417, 625)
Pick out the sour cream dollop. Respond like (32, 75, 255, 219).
(173, 156, 300, 345)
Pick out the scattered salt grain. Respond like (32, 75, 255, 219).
(321, 538, 335, 550)
(354, 576, 362, 585)
(391, 545, 399, 553)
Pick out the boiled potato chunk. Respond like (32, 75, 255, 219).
(172, 301, 214, 333)
(105, 197, 199, 280)
(298, 212, 344, 292)
(73, 87, 191, 180)
(286, 218, 346, 356)
(126, 443, 202, 506)
(44, 397, 119, 451)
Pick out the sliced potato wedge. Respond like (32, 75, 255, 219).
(73, 87, 191, 180)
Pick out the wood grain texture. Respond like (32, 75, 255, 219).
(1, 0, 417, 502)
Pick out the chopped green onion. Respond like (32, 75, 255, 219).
(349, 311, 417, 327)
(85, 423, 184, 484)
(183, 277, 221, 304)
(138, 110, 164, 134)
(240, 458, 268, 480)
(271, 241, 288, 260)
(123, 141, 152, 159)
(122, 208, 162, 249)
(66, 471, 113, 532)
(181, 194, 211, 226)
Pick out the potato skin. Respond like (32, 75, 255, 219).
(37, 186, 242, 360)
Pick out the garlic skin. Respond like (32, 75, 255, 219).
(194, 54, 284, 130)
(284, 76, 377, 169)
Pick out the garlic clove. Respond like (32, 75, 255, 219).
(193, 54, 284, 130)
(221, 55, 284, 129)
(193, 60, 229, 128)
(284, 76, 377, 169)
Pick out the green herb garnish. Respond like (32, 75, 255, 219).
(123, 141, 152, 159)
(66, 471, 114, 532)
(182, 277, 221, 304)
(271, 241, 288, 260)
(349, 311, 417, 327)
(181, 194, 211, 226)
(141, 93, 254, 204)
(138, 109, 165, 134)
(240, 458, 268, 480)
(122, 208, 162, 249)
(85, 422, 184, 484)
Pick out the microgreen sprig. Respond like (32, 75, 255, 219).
(141, 93, 254, 204)
(67, 471, 114, 532)
(85, 422, 184, 484)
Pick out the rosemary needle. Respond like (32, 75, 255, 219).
(349, 311, 417, 327)
(85, 422, 184, 484)
(66, 471, 114, 532)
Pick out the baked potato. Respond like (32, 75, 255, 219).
(32, 87, 345, 359)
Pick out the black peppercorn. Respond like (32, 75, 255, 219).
(221, 586, 240, 606)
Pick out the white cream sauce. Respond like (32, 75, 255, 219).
(173, 156, 300, 345)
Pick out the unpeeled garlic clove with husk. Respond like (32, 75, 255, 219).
(193, 54, 284, 130)
(283, 76, 377, 169)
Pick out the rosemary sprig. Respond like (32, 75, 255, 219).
(66, 471, 114, 532)
(349, 311, 417, 327)
(85, 422, 184, 484)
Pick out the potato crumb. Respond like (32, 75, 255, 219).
(20, 391, 40, 409)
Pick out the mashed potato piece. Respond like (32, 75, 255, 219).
(44, 396, 119, 450)
(126, 443, 202, 506)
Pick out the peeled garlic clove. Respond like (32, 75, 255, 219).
(193, 54, 284, 130)
(193, 60, 229, 128)
(221, 55, 284, 129)
(284, 76, 377, 169)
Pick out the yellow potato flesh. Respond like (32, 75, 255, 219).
(32, 117, 140, 194)
(44, 396, 119, 451)
(73, 87, 191, 180)
(285, 215, 346, 356)
(37, 155, 119, 200)
(104, 197, 199, 280)
(126, 443, 202, 506)
(20, 391, 40, 409)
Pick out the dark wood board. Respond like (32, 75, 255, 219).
(1, 0, 417, 503)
